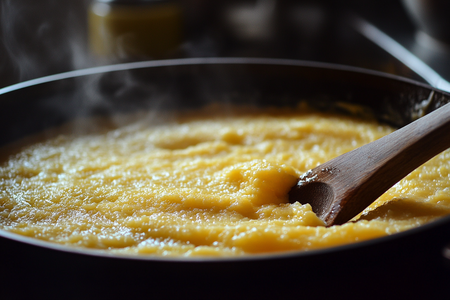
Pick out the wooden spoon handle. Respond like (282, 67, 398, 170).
(322, 100, 450, 225)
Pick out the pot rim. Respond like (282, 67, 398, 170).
(1, 57, 445, 96)
(1, 57, 449, 263)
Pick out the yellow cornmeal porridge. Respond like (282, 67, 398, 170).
(1, 105, 450, 257)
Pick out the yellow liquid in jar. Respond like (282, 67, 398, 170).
(88, 1, 183, 59)
(1, 104, 449, 257)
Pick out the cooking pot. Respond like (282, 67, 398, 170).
(1, 58, 449, 299)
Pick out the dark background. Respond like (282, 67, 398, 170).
(0, 0, 422, 89)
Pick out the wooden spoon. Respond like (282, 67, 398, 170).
(288, 100, 450, 227)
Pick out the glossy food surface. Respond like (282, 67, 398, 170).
(1, 104, 449, 256)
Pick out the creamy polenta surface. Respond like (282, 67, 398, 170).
(1, 105, 450, 257)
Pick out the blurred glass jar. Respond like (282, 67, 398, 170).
(88, 0, 183, 60)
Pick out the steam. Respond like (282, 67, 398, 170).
(0, 0, 160, 134)
(0, 0, 94, 87)
(0, 1, 243, 144)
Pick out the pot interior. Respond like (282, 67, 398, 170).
(1, 58, 448, 148)
(1, 58, 450, 298)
